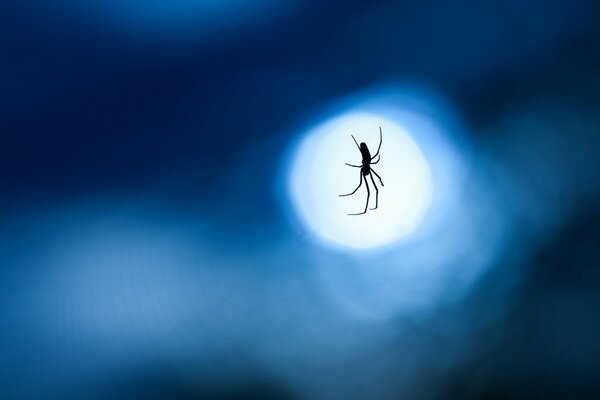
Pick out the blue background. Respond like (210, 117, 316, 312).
(2, 0, 600, 398)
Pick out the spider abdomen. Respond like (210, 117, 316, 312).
(359, 142, 371, 162)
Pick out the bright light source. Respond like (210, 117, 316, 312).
(283, 86, 500, 322)
(289, 112, 433, 249)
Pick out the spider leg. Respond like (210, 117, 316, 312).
(371, 167, 384, 186)
(369, 173, 379, 210)
(349, 176, 370, 215)
(345, 163, 362, 167)
(351, 135, 361, 151)
(339, 171, 363, 197)
(371, 127, 383, 160)
(371, 154, 380, 164)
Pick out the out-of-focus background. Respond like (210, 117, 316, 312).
(2, 0, 600, 398)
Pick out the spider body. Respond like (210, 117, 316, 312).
(339, 127, 384, 215)
(359, 143, 372, 173)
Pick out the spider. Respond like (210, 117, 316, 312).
(339, 127, 384, 215)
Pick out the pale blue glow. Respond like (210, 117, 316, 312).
(286, 86, 469, 251)
(283, 85, 503, 322)
(289, 113, 433, 249)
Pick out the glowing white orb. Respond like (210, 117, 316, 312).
(289, 112, 433, 249)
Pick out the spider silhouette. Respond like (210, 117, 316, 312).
(339, 127, 384, 215)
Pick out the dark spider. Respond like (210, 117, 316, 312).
(339, 127, 384, 215)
